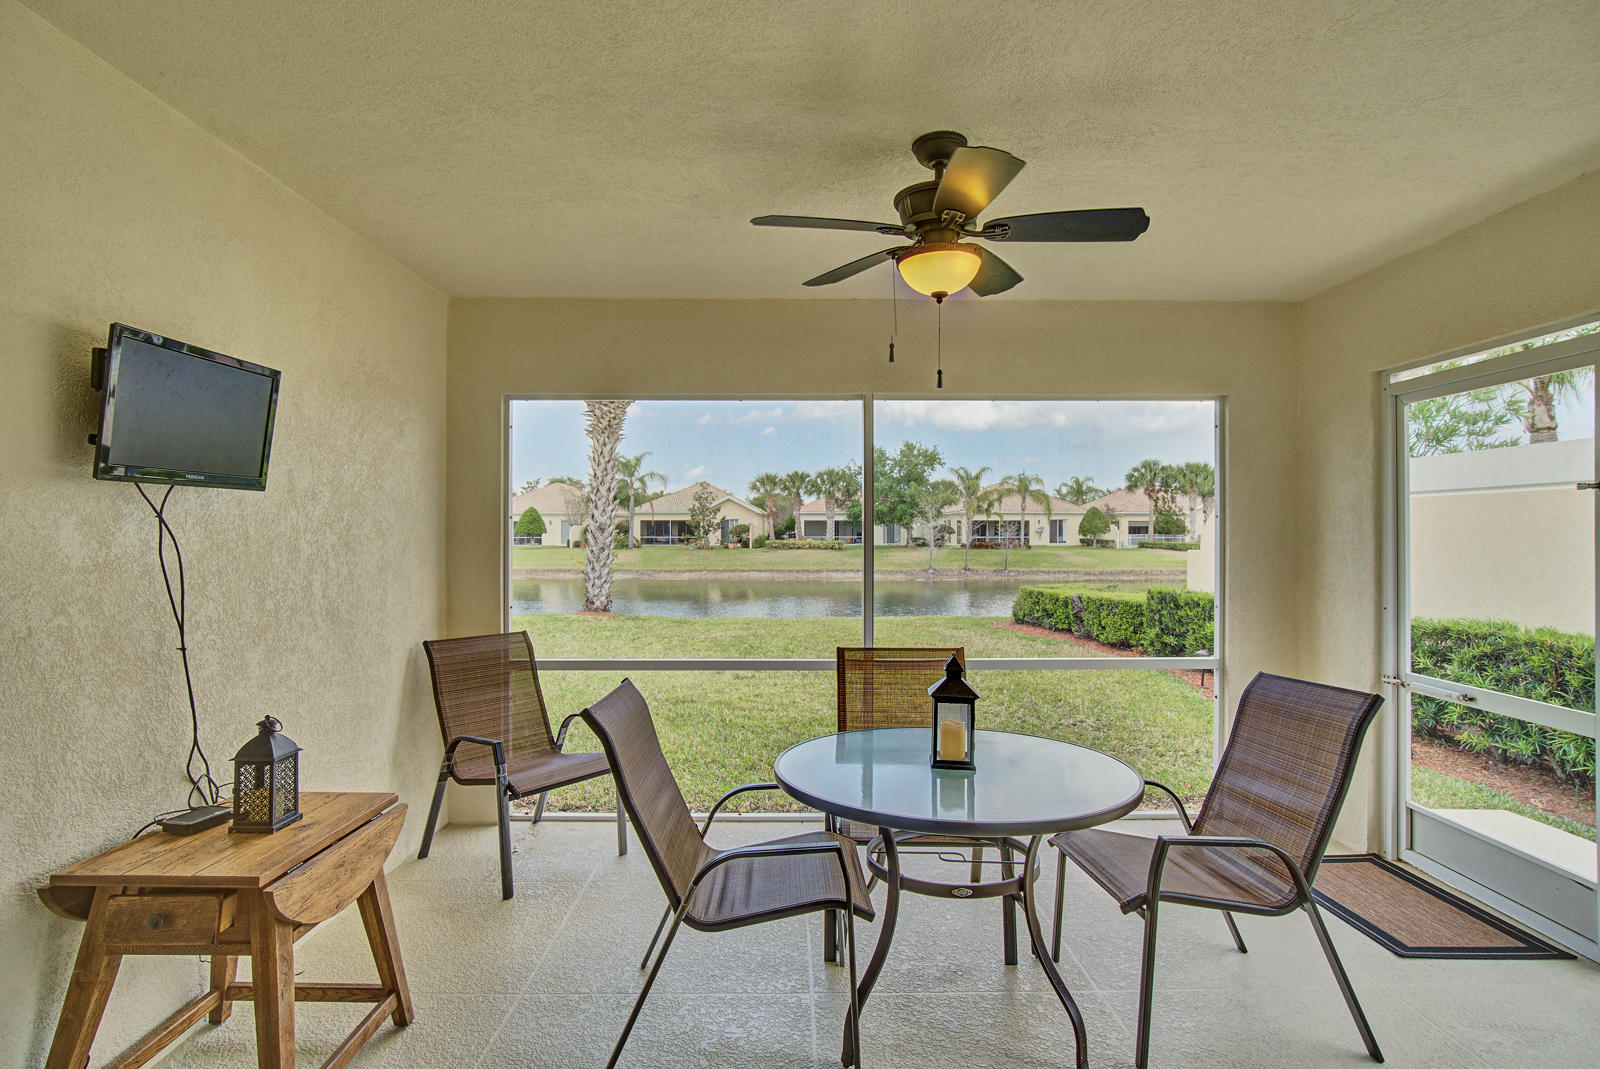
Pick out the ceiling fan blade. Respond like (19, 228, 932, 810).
(802, 247, 901, 287)
(931, 146, 1025, 222)
(980, 208, 1150, 242)
(752, 214, 905, 235)
(969, 246, 1023, 296)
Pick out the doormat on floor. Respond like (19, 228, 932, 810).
(1313, 854, 1573, 960)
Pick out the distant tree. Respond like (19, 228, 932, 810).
(1152, 508, 1188, 536)
(547, 475, 585, 488)
(1407, 389, 1515, 457)
(809, 464, 862, 540)
(1175, 461, 1216, 523)
(1078, 506, 1111, 545)
(516, 478, 541, 495)
(1483, 323, 1599, 443)
(779, 470, 813, 536)
(515, 507, 546, 539)
(616, 452, 665, 548)
(581, 401, 630, 612)
(1056, 476, 1101, 505)
(859, 441, 944, 534)
(1003, 471, 1053, 549)
(747, 471, 783, 539)
(686, 484, 724, 548)
(948, 465, 997, 572)
(1125, 457, 1167, 522)
(912, 479, 958, 570)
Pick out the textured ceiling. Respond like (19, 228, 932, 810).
(24, 0, 1600, 301)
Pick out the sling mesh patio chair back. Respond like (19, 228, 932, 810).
(416, 631, 626, 900)
(1050, 671, 1385, 1068)
(581, 678, 875, 1068)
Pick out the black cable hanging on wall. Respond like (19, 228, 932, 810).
(135, 484, 221, 809)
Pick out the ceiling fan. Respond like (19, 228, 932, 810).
(752, 130, 1150, 301)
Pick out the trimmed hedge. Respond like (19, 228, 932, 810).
(767, 538, 844, 550)
(1012, 585, 1214, 655)
(1411, 617, 1594, 786)
(1136, 540, 1199, 551)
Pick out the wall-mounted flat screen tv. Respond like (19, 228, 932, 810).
(92, 323, 281, 491)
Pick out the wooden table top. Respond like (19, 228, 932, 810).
(51, 792, 399, 890)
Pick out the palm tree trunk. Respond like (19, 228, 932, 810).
(582, 400, 629, 613)
(1528, 376, 1559, 443)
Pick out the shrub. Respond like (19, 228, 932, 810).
(514, 507, 546, 538)
(1143, 587, 1215, 656)
(1152, 508, 1188, 536)
(766, 538, 844, 551)
(1080, 592, 1146, 647)
(1137, 540, 1199, 551)
(1411, 617, 1594, 786)
(730, 523, 750, 547)
(1078, 506, 1111, 542)
(1078, 538, 1116, 548)
(753, 534, 768, 548)
(1012, 587, 1076, 632)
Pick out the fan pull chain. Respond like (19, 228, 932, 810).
(889, 267, 897, 362)
(936, 299, 943, 389)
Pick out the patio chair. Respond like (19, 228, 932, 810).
(1050, 671, 1385, 1068)
(417, 631, 627, 900)
(825, 647, 1025, 964)
(582, 678, 874, 1069)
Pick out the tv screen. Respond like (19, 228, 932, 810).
(93, 323, 280, 491)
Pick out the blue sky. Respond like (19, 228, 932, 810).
(511, 399, 1217, 497)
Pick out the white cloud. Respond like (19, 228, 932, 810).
(875, 400, 1212, 442)
(684, 465, 709, 479)
(730, 406, 785, 424)
(790, 401, 858, 422)
(761, 426, 776, 435)
(697, 413, 713, 425)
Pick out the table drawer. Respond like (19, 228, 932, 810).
(103, 893, 230, 949)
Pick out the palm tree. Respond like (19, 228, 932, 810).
(779, 470, 812, 538)
(1502, 367, 1595, 443)
(1055, 476, 1101, 505)
(1176, 461, 1216, 524)
(747, 471, 783, 541)
(581, 400, 630, 612)
(1003, 471, 1053, 563)
(809, 465, 862, 541)
(947, 465, 995, 572)
(616, 452, 665, 548)
(1124, 457, 1167, 525)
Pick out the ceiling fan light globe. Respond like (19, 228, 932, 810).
(896, 243, 982, 298)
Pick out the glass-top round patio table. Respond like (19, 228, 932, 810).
(775, 727, 1145, 1069)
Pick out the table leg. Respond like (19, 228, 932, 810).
(357, 870, 415, 1026)
(1000, 840, 1018, 966)
(841, 828, 900, 1068)
(250, 896, 297, 1068)
(209, 953, 239, 1024)
(1021, 835, 1088, 1069)
(44, 887, 122, 1069)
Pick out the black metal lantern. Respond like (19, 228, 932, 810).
(231, 716, 302, 833)
(928, 654, 978, 770)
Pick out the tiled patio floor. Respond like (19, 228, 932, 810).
(154, 818, 1600, 1069)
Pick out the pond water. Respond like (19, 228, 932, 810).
(511, 576, 1024, 618)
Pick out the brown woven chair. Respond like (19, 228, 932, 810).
(1050, 671, 1385, 1068)
(825, 648, 1025, 963)
(582, 678, 874, 1069)
(417, 632, 626, 900)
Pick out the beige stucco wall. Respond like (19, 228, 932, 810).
(1298, 169, 1600, 851)
(446, 296, 1302, 821)
(0, 4, 449, 1063)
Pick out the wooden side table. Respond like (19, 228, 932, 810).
(39, 792, 414, 1069)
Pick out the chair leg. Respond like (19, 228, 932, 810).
(616, 786, 629, 856)
(1222, 910, 1248, 953)
(417, 761, 449, 860)
(608, 899, 689, 1069)
(532, 791, 549, 823)
(1303, 898, 1384, 1062)
(496, 775, 514, 901)
(1134, 899, 1161, 1069)
(843, 905, 862, 1068)
(1052, 850, 1066, 963)
(823, 908, 839, 964)
(638, 905, 672, 970)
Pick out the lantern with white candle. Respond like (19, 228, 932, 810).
(927, 654, 977, 770)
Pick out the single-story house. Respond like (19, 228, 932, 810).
(940, 484, 1082, 546)
(1076, 488, 1208, 547)
(632, 481, 768, 545)
(510, 482, 586, 546)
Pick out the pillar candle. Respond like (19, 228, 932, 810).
(938, 718, 967, 762)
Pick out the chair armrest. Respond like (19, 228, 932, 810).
(1142, 779, 1194, 833)
(444, 735, 506, 767)
(1145, 833, 1311, 907)
(700, 782, 782, 836)
(554, 712, 583, 750)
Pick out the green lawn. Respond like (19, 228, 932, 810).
(513, 543, 1187, 574)
(1410, 766, 1595, 842)
(516, 613, 1214, 813)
